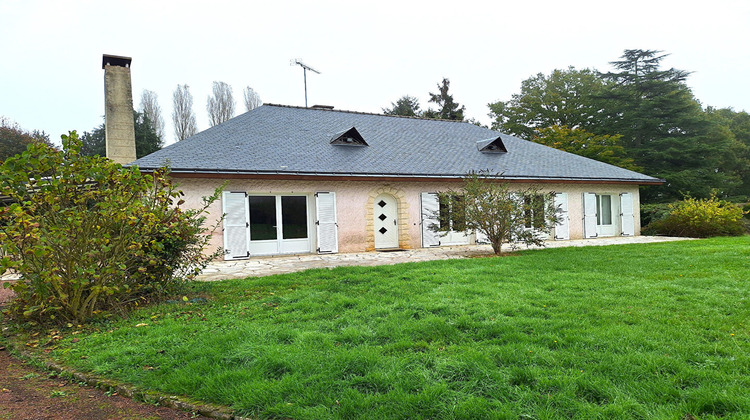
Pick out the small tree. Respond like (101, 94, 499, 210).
(436, 173, 560, 254)
(424, 78, 465, 121)
(0, 132, 221, 324)
(382, 95, 422, 117)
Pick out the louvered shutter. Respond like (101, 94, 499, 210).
(316, 192, 338, 253)
(583, 192, 598, 238)
(620, 192, 635, 236)
(554, 193, 569, 240)
(421, 193, 440, 247)
(222, 191, 250, 259)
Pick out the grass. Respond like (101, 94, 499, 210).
(47, 237, 749, 419)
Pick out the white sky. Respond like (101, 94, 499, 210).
(1, 0, 748, 147)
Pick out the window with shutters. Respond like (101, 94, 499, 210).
(438, 194, 465, 231)
(523, 195, 546, 229)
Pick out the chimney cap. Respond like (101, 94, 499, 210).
(102, 54, 132, 69)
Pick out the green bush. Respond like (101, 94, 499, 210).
(643, 195, 747, 238)
(640, 202, 674, 227)
(0, 132, 221, 324)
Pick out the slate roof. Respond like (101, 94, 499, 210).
(132, 104, 662, 184)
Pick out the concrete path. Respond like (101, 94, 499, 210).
(196, 236, 693, 282)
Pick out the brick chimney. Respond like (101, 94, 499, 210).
(102, 54, 136, 164)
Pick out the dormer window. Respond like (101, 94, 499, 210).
(476, 136, 507, 153)
(330, 127, 368, 146)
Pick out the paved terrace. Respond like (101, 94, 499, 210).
(196, 236, 692, 282)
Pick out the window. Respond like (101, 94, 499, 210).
(524, 195, 545, 229)
(439, 194, 466, 231)
(596, 194, 612, 225)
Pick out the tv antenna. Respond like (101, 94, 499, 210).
(290, 59, 320, 107)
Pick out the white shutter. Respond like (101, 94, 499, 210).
(583, 192, 598, 238)
(421, 193, 441, 247)
(554, 193, 569, 240)
(222, 191, 250, 260)
(316, 192, 338, 253)
(620, 192, 635, 236)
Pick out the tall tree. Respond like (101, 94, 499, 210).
(488, 67, 608, 139)
(172, 84, 197, 141)
(599, 49, 739, 200)
(704, 107, 750, 197)
(382, 95, 422, 117)
(207, 81, 235, 126)
(424, 78, 465, 120)
(243, 86, 262, 111)
(139, 90, 165, 141)
(81, 111, 163, 159)
(532, 125, 640, 171)
(0, 117, 54, 162)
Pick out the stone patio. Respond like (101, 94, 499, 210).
(196, 236, 693, 282)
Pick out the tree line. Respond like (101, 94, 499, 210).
(384, 50, 750, 203)
(3, 49, 748, 203)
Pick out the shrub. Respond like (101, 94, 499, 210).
(640, 202, 673, 227)
(0, 132, 221, 324)
(643, 195, 747, 238)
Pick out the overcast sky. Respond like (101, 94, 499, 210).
(2, 0, 748, 146)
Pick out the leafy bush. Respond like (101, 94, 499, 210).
(640, 202, 674, 227)
(643, 195, 747, 238)
(0, 132, 221, 324)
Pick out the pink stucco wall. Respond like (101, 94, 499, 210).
(174, 177, 641, 257)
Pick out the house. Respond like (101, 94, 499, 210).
(131, 104, 663, 260)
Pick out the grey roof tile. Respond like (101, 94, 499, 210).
(132, 104, 661, 183)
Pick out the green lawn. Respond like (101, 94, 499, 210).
(50, 237, 749, 419)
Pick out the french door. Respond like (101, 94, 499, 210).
(248, 195, 311, 256)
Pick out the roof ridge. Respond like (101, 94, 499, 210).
(263, 103, 470, 123)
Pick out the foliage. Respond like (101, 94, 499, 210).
(206, 81, 235, 127)
(436, 173, 560, 254)
(172, 84, 197, 141)
(0, 132, 221, 324)
(639, 202, 674, 227)
(80, 111, 163, 159)
(599, 50, 741, 201)
(488, 50, 750, 202)
(643, 195, 747, 237)
(0, 117, 55, 163)
(423, 78, 465, 120)
(532, 125, 640, 171)
(382, 95, 422, 117)
(704, 107, 750, 197)
(488, 67, 608, 139)
(44, 237, 750, 419)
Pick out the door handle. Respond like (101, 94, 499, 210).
(393, 219, 397, 225)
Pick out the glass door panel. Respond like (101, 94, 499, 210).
(248, 196, 277, 241)
(281, 196, 308, 239)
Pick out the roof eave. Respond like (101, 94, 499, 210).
(133, 166, 664, 185)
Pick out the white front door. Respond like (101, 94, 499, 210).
(374, 193, 399, 249)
